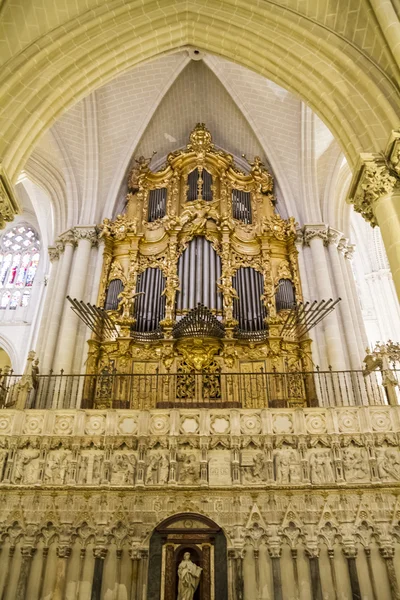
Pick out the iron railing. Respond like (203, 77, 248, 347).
(0, 368, 396, 410)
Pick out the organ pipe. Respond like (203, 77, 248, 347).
(134, 268, 165, 332)
(233, 268, 266, 331)
(104, 279, 124, 311)
(147, 188, 167, 222)
(176, 237, 221, 312)
(187, 169, 213, 201)
(276, 279, 296, 311)
(232, 189, 252, 224)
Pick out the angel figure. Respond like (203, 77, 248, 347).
(117, 288, 145, 320)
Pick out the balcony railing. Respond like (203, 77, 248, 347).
(0, 368, 396, 410)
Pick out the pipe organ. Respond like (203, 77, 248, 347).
(89, 124, 313, 408)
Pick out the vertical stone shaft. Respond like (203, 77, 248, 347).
(268, 547, 283, 600)
(37, 547, 49, 600)
(91, 548, 107, 600)
(291, 549, 300, 599)
(1, 546, 16, 600)
(53, 546, 71, 600)
(327, 549, 338, 600)
(380, 547, 400, 600)
(136, 550, 148, 600)
(364, 548, 378, 600)
(15, 546, 36, 600)
(54, 231, 95, 374)
(42, 239, 74, 373)
(307, 232, 346, 370)
(343, 548, 361, 600)
(305, 550, 323, 600)
(116, 549, 122, 600)
(228, 550, 237, 600)
(129, 551, 139, 600)
(75, 548, 86, 600)
(236, 553, 244, 600)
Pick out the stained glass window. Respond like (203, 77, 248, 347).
(0, 224, 40, 309)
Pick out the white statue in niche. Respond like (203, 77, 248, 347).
(177, 552, 202, 600)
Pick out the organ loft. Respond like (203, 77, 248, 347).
(79, 123, 324, 410)
(2, 125, 400, 600)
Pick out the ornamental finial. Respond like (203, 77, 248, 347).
(188, 123, 213, 155)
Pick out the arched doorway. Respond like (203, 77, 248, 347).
(147, 513, 227, 600)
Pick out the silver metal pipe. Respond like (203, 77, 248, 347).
(209, 243, 216, 309)
(203, 239, 210, 307)
(216, 253, 222, 311)
(143, 269, 152, 331)
(243, 268, 251, 330)
(249, 268, 257, 330)
(177, 254, 183, 310)
(155, 269, 162, 330)
(196, 237, 204, 305)
(189, 239, 196, 309)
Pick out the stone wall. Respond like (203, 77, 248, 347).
(1, 407, 400, 598)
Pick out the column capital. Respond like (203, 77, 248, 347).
(268, 545, 282, 559)
(305, 546, 320, 559)
(56, 545, 72, 559)
(48, 246, 60, 262)
(57, 229, 77, 250)
(327, 227, 344, 247)
(342, 545, 358, 559)
(72, 225, 98, 246)
(0, 163, 21, 229)
(349, 154, 399, 227)
(302, 224, 328, 246)
(93, 546, 108, 559)
(20, 545, 36, 559)
(379, 545, 396, 559)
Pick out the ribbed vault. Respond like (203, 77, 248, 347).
(0, 0, 399, 181)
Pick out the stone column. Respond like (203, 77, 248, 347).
(53, 226, 97, 374)
(137, 550, 148, 600)
(15, 546, 36, 600)
(295, 235, 322, 367)
(129, 550, 140, 600)
(379, 546, 400, 600)
(91, 547, 107, 600)
(243, 545, 257, 600)
(342, 546, 361, 600)
(1, 546, 16, 600)
(41, 234, 75, 373)
(75, 547, 86, 600)
(235, 550, 244, 600)
(268, 546, 283, 600)
(305, 547, 323, 600)
(364, 548, 378, 600)
(35, 247, 61, 362)
(228, 550, 238, 600)
(53, 545, 71, 600)
(327, 549, 338, 600)
(326, 229, 361, 370)
(338, 245, 368, 360)
(350, 151, 400, 301)
(303, 225, 347, 370)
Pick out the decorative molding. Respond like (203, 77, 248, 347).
(0, 163, 21, 229)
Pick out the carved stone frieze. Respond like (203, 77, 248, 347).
(0, 407, 400, 490)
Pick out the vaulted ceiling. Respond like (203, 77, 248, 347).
(22, 50, 346, 241)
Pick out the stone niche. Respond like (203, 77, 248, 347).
(147, 513, 227, 600)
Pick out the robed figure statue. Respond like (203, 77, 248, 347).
(177, 552, 202, 600)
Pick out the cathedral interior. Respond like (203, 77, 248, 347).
(1, 2, 400, 599)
